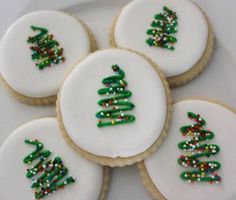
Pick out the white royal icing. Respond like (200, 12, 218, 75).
(0, 10, 91, 98)
(145, 99, 236, 200)
(60, 49, 167, 158)
(114, 0, 209, 77)
(0, 118, 103, 200)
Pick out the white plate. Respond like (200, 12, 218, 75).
(1, 0, 236, 199)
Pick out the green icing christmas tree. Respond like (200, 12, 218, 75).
(96, 64, 135, 128)
(146, 6, 178, 50)
(178, 112, 222, 183)
(27, 25, 65, 70)
(23, 139, 75, 199)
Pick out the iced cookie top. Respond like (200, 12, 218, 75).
(113, 0, 209, 77)
(58, 49, 170, 161)
(144, 99, 236, 200)
(0, 10, 91, 98)
(0, 118, 104, 200)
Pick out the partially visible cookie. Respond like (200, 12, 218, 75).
(0, 118, 110, 200)
(57, 48, 172, 167)
(0, 10, 96, 105)
(138, 99, 236, 200)
(110, 0, 214, 87)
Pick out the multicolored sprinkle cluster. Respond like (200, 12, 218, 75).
(96, 64, 135, 127)
(27, 25, 65, 70)
(23, 139, 75, 199)
(146, 6, 178, 50)
(178, 112, 222, 183)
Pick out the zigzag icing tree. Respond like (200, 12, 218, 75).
(23, 139, 75, 199)
(96, 64, 135, 127)
(178, 112, 222, 183)
(27, 25, 65, 70)
(146, 6, 178, 50)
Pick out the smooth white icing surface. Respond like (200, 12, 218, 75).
(145, 99, 236, 200)
(114, 0, 209, 77)
(0, 118, 103, 200)
(0, 10, 91, 98)
(60, 49, 167, 158)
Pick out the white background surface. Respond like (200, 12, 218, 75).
(0, 0, 236, 199)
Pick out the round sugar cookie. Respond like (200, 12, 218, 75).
(0, 118, 110, 200)
(0, 10, 96, 105)
(138, 99, 236, 200)
(57, 48, 172, 167)
(110, 0, 214, 87)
